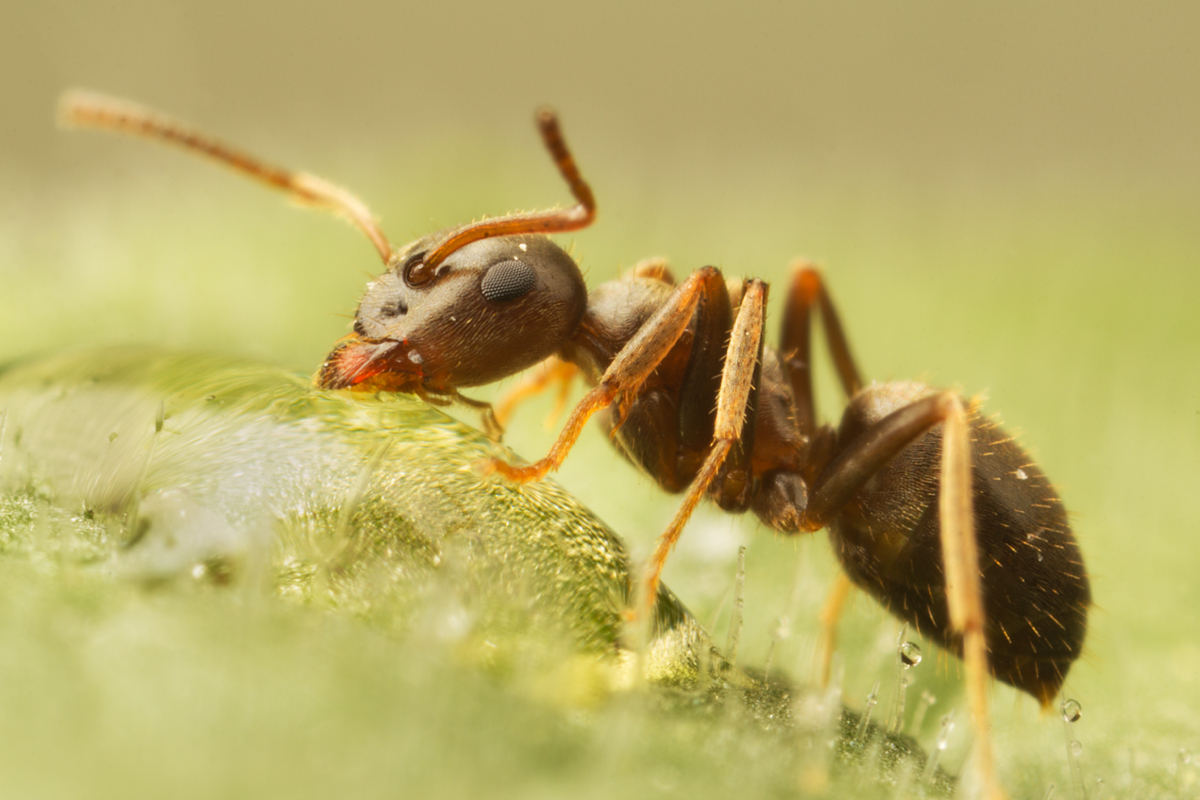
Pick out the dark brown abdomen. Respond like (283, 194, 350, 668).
(828, 382, 1090, 706)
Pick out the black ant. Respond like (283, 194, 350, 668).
(62, 90, 1090, 799)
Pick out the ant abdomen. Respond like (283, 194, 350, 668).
(829, 381, 1090, 704)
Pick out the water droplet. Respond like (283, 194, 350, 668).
(1037, 552, 1044, 562)
(1069, 739, 1083, 756)
(1016, 468, 1028, 480)
(899, 641, 923, 667)
(1061, 698, 1082, 723)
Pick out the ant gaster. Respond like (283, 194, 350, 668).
(63, 90, 1091, 800)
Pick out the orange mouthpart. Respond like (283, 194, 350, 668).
(316, 334, 424, 391)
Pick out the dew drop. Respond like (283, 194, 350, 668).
(1015, 468, 1029, 480)
(1061, 698, 1082, 723)
(899, 641, 923, 667)
(1037, 552, 1045, 562)
(1069, 739, 1083, 756)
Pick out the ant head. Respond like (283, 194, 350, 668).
(318, 107, 597, 393)
(318, 232, 586, 391)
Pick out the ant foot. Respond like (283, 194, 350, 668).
(476, 457, 553, 484)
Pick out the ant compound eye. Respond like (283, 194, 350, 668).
(481, 259, 537, 303)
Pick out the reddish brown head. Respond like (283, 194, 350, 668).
(318, 233, 586, 391)
(317, 107, 596, 394)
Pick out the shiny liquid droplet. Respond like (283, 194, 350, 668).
(1069, 739, 1083, 756)
(1061, 698, 1082, 723)
(899, 641, 923, 667)
(1016, 468, 1029, 480)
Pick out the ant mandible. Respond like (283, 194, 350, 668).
(63, 91, 1090, 800)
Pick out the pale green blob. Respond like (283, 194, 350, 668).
(0, 347, 715, 684)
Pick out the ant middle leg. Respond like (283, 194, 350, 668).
(780, 261, 865, 432)
(778, 261, 866, 683)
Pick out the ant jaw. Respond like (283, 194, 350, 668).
(316, 333, 427, 391)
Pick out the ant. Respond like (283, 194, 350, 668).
(62, 90, 1090, 799)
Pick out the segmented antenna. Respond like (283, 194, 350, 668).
(58, 90, 394, 263)
(409, 108, 596, 283)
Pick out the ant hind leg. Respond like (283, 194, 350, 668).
(799, 392, 1004, 800)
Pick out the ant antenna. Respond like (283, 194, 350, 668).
(409, 108, 596, 283)
(58, 90, 395, 264)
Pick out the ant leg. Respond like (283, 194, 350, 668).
(801, 393, 1002, 800)
(642, 280, 767, 609)
(814, 572, 854, 688)
(419, 389, 504, 441)
(779, 261, 864, 431)
(629, 256, 676, 285)
(488, 256, 676, 435)
(449, 391, 504, 441)
(602, 268, 736, 495)
(483, 267, 729, 483)
(493, 357, 580, 429)
(780, 262, 866, 687)
(939, 396, 1000, 800)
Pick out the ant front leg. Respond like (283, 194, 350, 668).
(802, 393, 1003, 800)
(642, 279, 767, 611)
(492, 356, 580, 430)
(491, 259, 676, 430)
(482, 266, 730, 483)
(414, 388, 505, 441)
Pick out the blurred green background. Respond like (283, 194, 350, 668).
(2, 1, 1199, 797)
